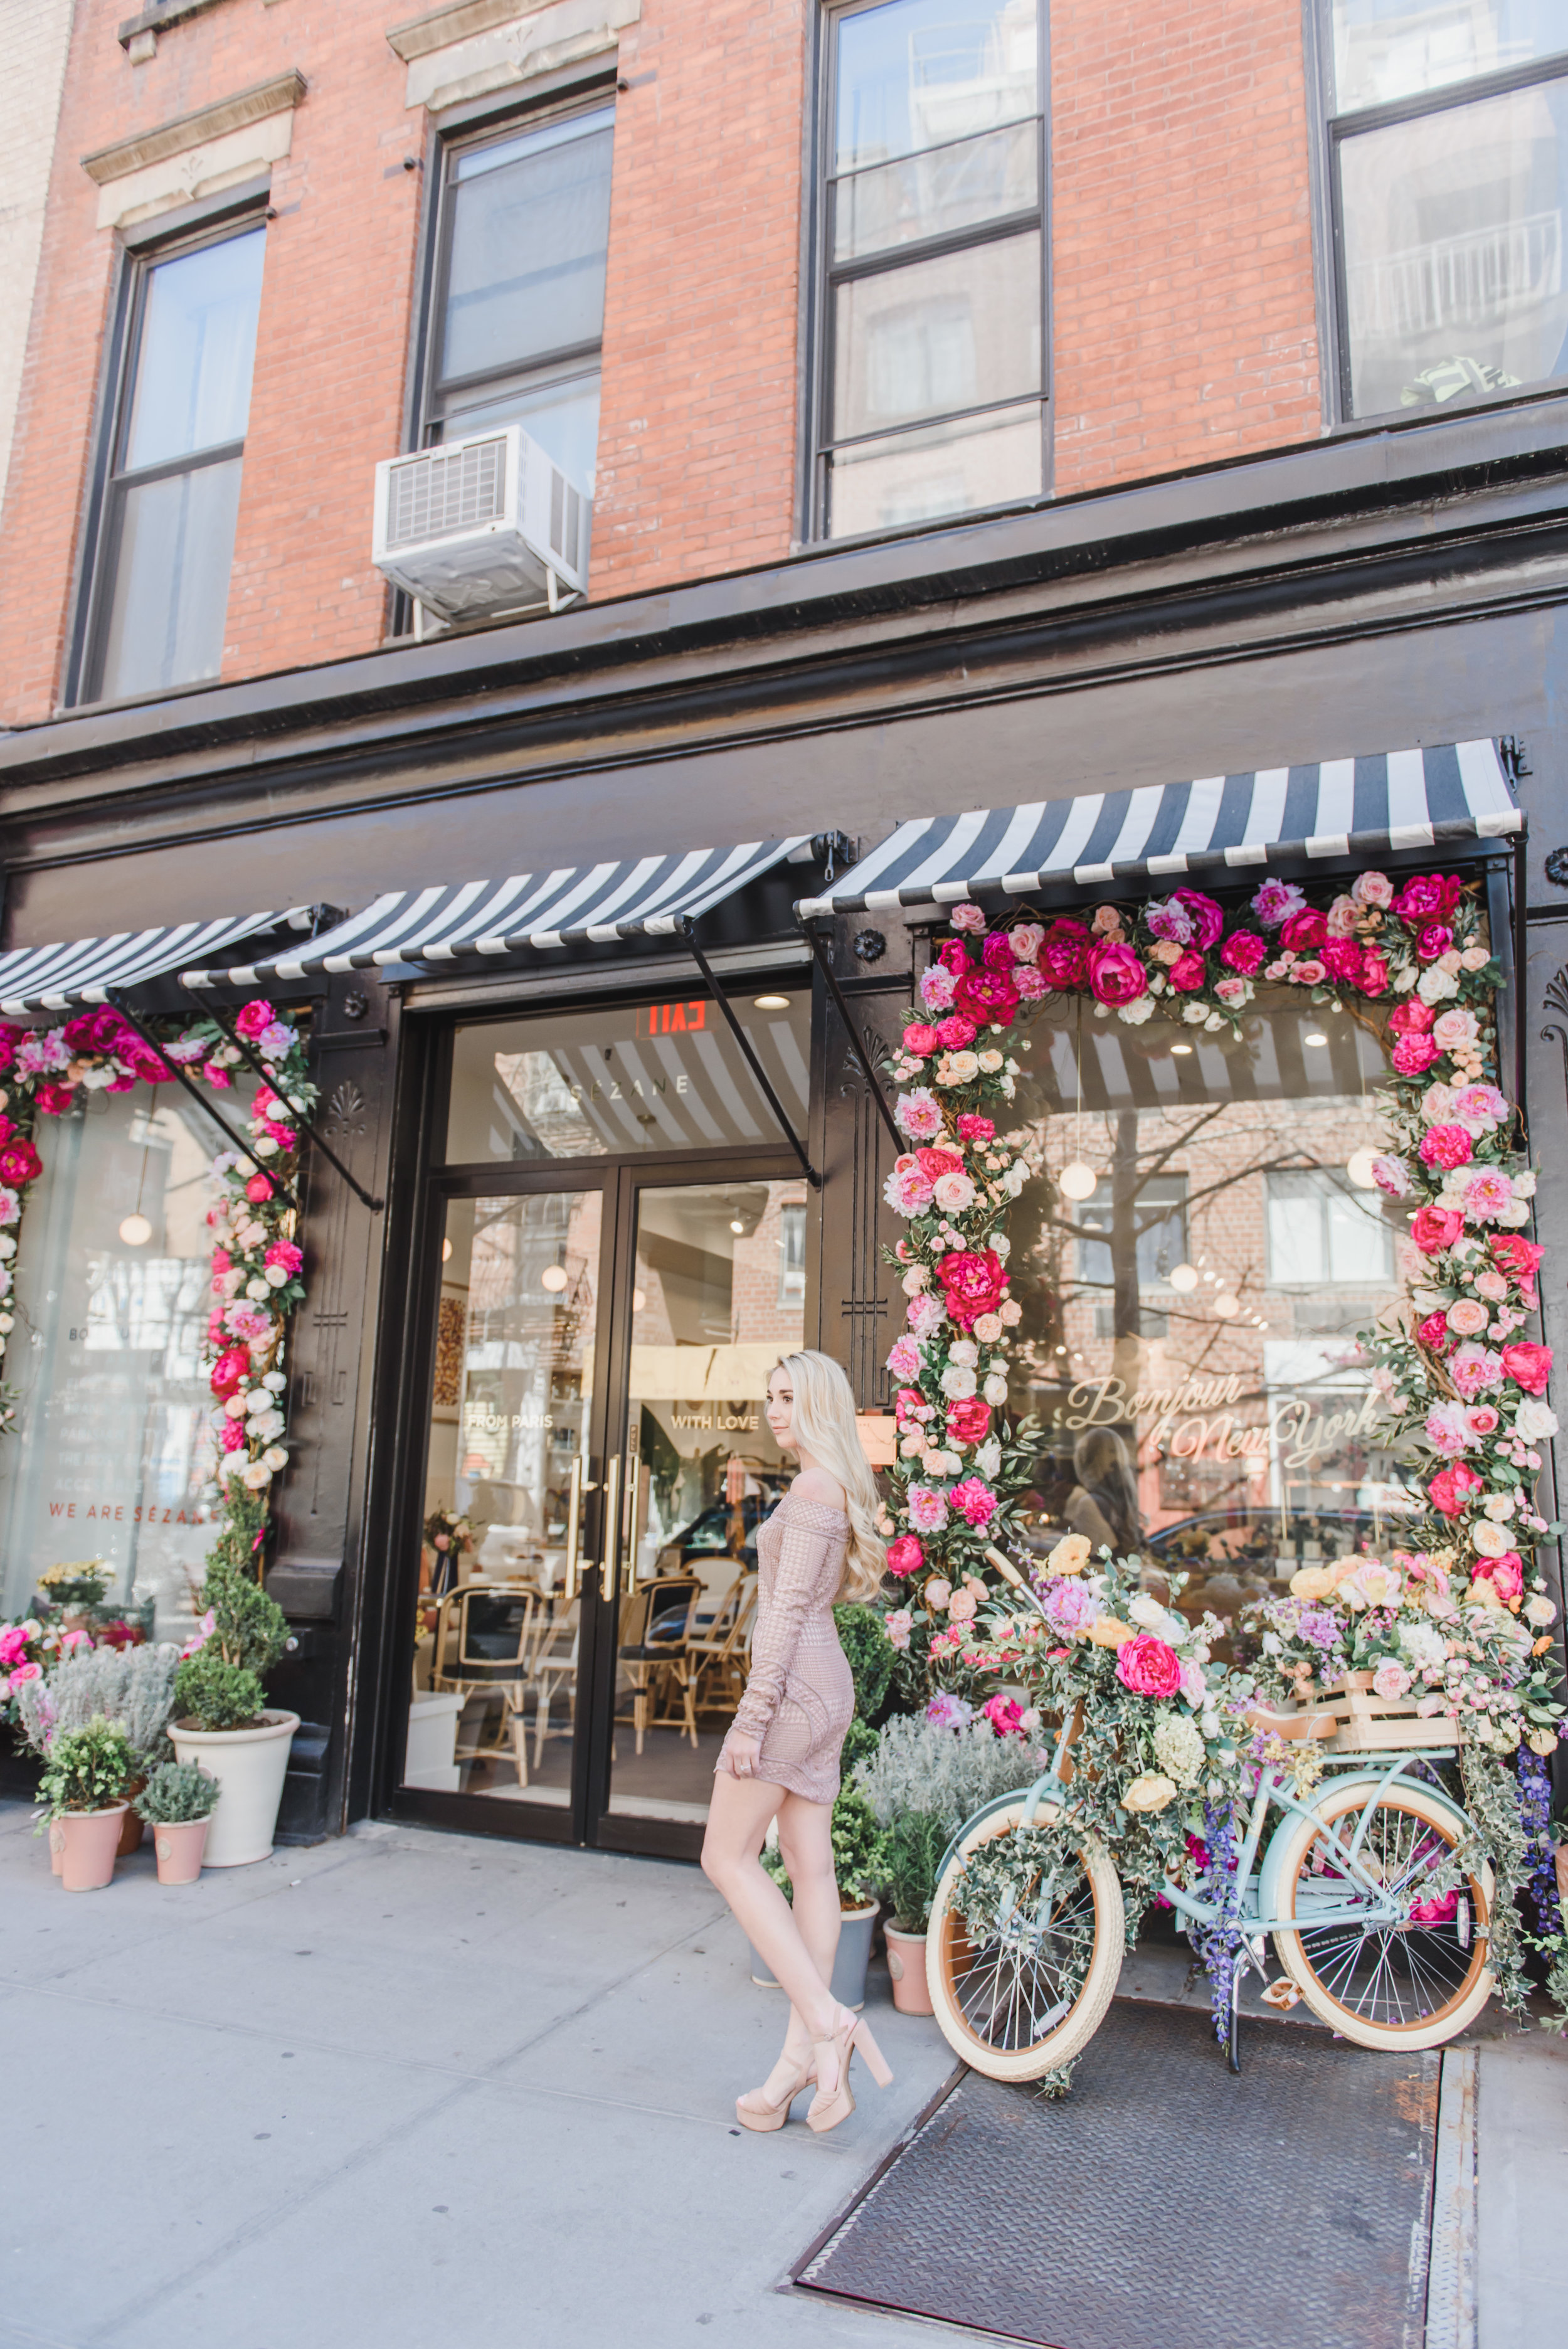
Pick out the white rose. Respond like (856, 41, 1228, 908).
(1512, 1169, 1537, 1198)
(1471, 1519, 1510, 1557)
(940, 1364, 978, 1399)
(1182, 1001, 1207, 1024)
(943, 1051, 980, 1084)
(977, 1050, 1004, 1073)
(224, 1394, 247, 1418)
(252, 1135, 278, 1159)
(245, 1278, 271, 1302)
(263, 1445, 289, 1471)
(1203, 1011, 1224, 1031)
(255, 1412, 285, 1441)
(950, 1339, 979, 1367)
(0, 1314, 11, 1334)
(0, 1236, 14, 1258)
(976, 1438, 1002, 1480)
(263, 1370, 287, 1393)
(983, 1373, 1009, 1406)
(265, 1264, 289, 1288)
(1481, 1492, 1516, 1520)
(1118, 997, 1155, 1026)
(990, 1232, 1010, 1259)
(1515, 1399, 1557, 1440)
(901, 1266, 928, 1296)
(240, 1460, 273, 1489)
(1523, 1594, 1557, 1627)
(1002, 1163, 1025, 1198)
(245, 1388, 272, 1416)
(1417, 965, 1459, 1003)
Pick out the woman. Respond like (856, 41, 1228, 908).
(1064, 1425, 1143, 1557)
(700, 1350, 893, 2135)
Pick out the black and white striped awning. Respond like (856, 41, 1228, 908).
(0, 909, 318, 1017)
(796, 740, 1521, 916)
(186, 839, 815, 984)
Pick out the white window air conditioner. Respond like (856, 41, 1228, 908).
(371, 423, 590, 624)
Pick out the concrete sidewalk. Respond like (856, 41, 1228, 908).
(1, 1798, 1563, 2349)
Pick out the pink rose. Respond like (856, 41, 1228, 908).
(1445, 1298, 1488, 1337)
(1167, 950, 1206, 992)
(1464, 1404, 1500, 1438)
(1428, 1462, 1485, 1518)
(1433, 1009, 1479, 1051)
(885, 1534, 924, 1579)
(1387, 999, 1436, 1035)
(8, 1660, 42, 1689)
(1353, 871, 1393, 908)
(950, 903, 986, 934)
(1475, 1552, 1524, 1603)
(946, 1397, 992, 1445)
(1392, 1034, 1441, 1076)
(1411, 1206, 1463, 1254)
(1219, 931, 1266, 975)
(1359, 951, 1389, 995)
(1418, 1124, 1473, 1170)
(903, 1022, 939, 1054)
(1172, 888, 1223, 948)
(1009, 924, 1044, 964)
(235, 999, 275, 1040)
(1091, 905, 1124, 937)
(1087, 941, 1148, 1006)
(934, 1014, 979, 1049)
(1114, 1634, 1183, 1698)
(1502, 1341, 1552, 1395)
(1372, 1660, 1411, 1700)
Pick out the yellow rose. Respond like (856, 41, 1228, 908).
(1046, 1534, 1092, 1577)
(1088, 1615, 1136, 1648)
(1290, 1566, 1335, 1602)
(1527, 1727, 1560, 1756)
(1123, 1773, 1177, 1814)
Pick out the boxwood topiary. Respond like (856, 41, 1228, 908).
(172, 1651, 267, 1732)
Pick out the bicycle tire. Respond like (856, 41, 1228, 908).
(925, 1798, 1125, 2081)
(1271, 1778, 1494, 2050)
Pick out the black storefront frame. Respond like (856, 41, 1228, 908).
(359, 977, 820, 1864)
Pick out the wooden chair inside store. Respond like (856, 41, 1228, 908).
(615, 1575, 704, 1754)
(530, 1596, 580, 1770)
(684, 1567, 757, 1724)
(429, 1584, 541, 1788)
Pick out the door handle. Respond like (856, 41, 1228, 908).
(623, 1455, 646, 1590)
(599, 1453, 621, 1602)
(563, 1455, 583, 1603)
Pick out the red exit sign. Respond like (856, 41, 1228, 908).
(635, 999, 708, 1038)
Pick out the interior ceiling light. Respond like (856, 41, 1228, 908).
(753, 994, 790, 1010)
(1346, 1145, 1379, 1188)
(1058, 1162, 1098, 1201)
(1170, 1042, 1193, 1056)
(729, 1217, 746, 1234)
(119, 1213, 152, 1247)
(442, 1237, 453, 1262)
(1305, 1031, 1328, 1047)
(540, 1265, 569, 1293)
(1168, 1264, 1199, 1293)
(632, 1288, 646, 1312)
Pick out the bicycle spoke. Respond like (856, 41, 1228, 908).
(1290, 1794, 1483, 2032)
(948, 1856, 1096, 2052)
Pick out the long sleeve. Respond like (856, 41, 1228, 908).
(731, 1505, 841, 1742)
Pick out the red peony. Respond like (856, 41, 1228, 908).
(1172, 888, 1224, 948)
(1502, 1341, 1552, 1394)
(210, 1345, 250, 1399)
(981, 932, 1016, 972)
(1411, 1206, 1464, 1254)
(1489, 1236, 1544, 1302)
(937, 940, 970, 975)
(1416, 922, 1454, 963)
(33, 1083, 76, 1116)
(885, 1535, 924, 1579)
(0, 1138, 42, 1186)
(953, 967, 1020, 1026)
(1417, 1310, 1454, 1355)
(956, 1113, 995, 1142)
(1087, 941, 1148, 1005)
(1038, 918, 1093, 987)
(1320, 938, 1365, 988)
(0, 1024, 25, 1074)
(903, 1022, 939, 1054)
(946, 1397, 992, 1445)
(245, 1174, 274, 1204)
(914, 1147, 963, 1179)
(1219, 930, 1266, 975)
(1428, 1461, 1484, 1518)
(1387, 999, 1435, 1035)
(1115, 1634, 1183, 1697)
(1392, 873, 1462, 926)
(935, 1014, 980, 1049)
(1279, 908, 1328, 952)
(265, 1240, 303, 1276)
(235, 999, 275, 1040)
(1392, 1034, 1441, 1076)
(62, 1007, 129, 1057)
(936, 1248, 1008, 1329)
(1419, 1123, 1473, 1170)
(1359, 951, 1390, 995)
(1167, 950, 1206, 992)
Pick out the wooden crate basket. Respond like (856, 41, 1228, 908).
(1251, 1673, 1453, 1754)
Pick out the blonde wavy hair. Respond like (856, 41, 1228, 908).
(770, 1350, 886, 1603)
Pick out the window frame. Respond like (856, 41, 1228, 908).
(1316, 5, 1568, 427)
(806, 0, 1052, 544)
(413, 85, 618, 460)
(67, 198, 267, 711)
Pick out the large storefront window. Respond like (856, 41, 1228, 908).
(0, 1084, 248, 1639)
(1007, 994, 1414, 1627)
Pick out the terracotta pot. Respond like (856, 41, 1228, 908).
(117, 1778, 147, 1857)
(167, 1712, 299, 1867)
(884, 1923, 935, 2015)
(48, 1818, 66, 1875)
(153, 1817, 211, 1885)
(59, 1804, 129, 1892)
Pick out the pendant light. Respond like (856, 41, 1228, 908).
(1057, 998, 1098, 1201)
(119, 1088, 156, 1248)
(1346, 1146, 1379, 1189)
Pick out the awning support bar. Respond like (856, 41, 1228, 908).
(1513, 825, 1528, 1121)
(105, 989, 303, 1217)
(204, 1005, 384, 1212)
(679, 921, 820, 1189)
(800, 922, 904, 1153)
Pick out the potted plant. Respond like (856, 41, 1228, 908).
(746, 1783, 888, 2012)
(14, 1640, 182, 1865)
(34, 1559, 112, 1630)
(167, 1562, 299, 1867)
(881, 1810, 948, 2013)
(135, 1759, 221, 1884)
(38, 1717, 136, 1890)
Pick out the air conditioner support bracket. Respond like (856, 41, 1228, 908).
(678, 920, 818, 1189)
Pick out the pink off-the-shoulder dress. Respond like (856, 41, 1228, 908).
(714, 1492, 856, 1805)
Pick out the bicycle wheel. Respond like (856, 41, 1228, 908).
(1271, 1778, 1494, 2050)
(926, 1799, 1124, 2081)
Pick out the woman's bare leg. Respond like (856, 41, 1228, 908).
(702, 1773, 845, 2088)
(775, 1790, 842, 2065)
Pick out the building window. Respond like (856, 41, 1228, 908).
(815, 0, 1046, 539)
(422, 102, 613, 497)
(1266, 1169, 1393, 1288)
(1075, 1175, 1187, 1340)
(1327, 3, 1568, 418)
(83, 221, 265, 704)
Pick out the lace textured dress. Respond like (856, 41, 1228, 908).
(715, 1493, 855, 1804)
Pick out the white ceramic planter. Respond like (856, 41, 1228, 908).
(169, 1712, 299, 1867)
(748, 1902, 879, 2012)
(404, 1691, 464, 1791)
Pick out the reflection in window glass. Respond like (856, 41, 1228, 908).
(124, 229, 265, 472)
(835, 0, 1037, 169)
(1333, 0, 1567, 113)
(1340, 74, 1568, 415)
(0, 1083, 257, 1640)
(444, 993, 811, 1163)
(1004, 994, 1420, 1638)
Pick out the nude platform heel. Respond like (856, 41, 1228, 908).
(805, 2008, 893, 2134)
(734, 2055, 816, 2133)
